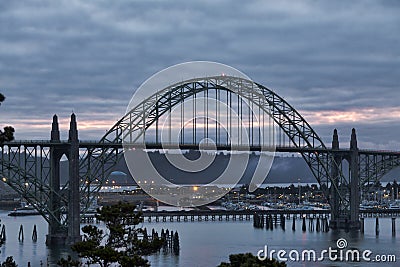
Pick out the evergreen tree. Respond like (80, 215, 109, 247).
(57, 255, 81, 267)
(0, 256, 18, 267)
(0, 94, 15, 143)
(69, 202, 164, 267)
(218, 253, 286, 267)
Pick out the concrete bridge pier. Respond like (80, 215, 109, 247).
(329, 129, 340, 227)
(67, 113, 82, 244)
(45, 114, 81, 245)
(349, 128, 361, 229)
(46, 115, 68, 245)
(329, 129, 361, 230)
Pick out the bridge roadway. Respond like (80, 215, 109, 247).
(4, 140, 400, 156)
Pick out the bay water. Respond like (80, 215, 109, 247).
(0, 210, 398, 267)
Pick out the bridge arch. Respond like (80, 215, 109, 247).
(80, 76, 346, 210)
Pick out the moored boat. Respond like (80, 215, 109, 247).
(8, 201, 40, 216)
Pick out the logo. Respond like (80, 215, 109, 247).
(257, 238, 396, 263)
(336, 238, 347, 249)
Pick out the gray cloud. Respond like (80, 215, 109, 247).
(0, 0, 399, 149)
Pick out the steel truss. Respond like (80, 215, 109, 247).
(79, 76, 348, 218)
(359, 151, 400, 195)
(0, 143, 68, 226)
(1, 76, 398, 230)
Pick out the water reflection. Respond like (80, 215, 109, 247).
(0, 210, 398, 267)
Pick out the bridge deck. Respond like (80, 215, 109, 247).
(3, 140, 400, 156)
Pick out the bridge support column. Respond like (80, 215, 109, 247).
(349, 128, 360, 229)
(46, 115, 68, 245)
(329, 129, 360, 230)
(329, 129, 340, 228)
(67, 114, 82, 244)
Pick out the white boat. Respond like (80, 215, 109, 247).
(8, 201, 40, 216)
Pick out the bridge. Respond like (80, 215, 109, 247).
(1, 75, 400, 245)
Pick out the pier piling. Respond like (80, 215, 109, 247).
(360, 218, 364, 234)
(269, 215, 273, 230)
(0, 224, 5, 241)
(316, 218, 320, 232)
(292, 217, 295, 231)
(18, 224, 24, 242)
(32, 225, 37, 242)
(309, 218, 314, 232)
(392, 218, 396, 236)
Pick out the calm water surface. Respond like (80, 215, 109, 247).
(0, 210, 398, 267)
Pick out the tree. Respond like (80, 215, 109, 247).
(218, 253, 286, 267)
(0, 256, 18, 267)
(68, 202, 164, 267)
(57, 255, 81, 267)
(0, 93, 15, 143)
(0, 126, 15, 143)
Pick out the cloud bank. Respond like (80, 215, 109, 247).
(0, 0, 399, 149)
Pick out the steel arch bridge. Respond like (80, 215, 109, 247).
(79, 76, 344, 217)
(1, 75, 400, 244)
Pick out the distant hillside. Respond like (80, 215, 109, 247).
(4, 151, 398, 185)
(59, 151, 398, 185)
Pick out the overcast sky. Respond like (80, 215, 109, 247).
(0, 0, 399, 150)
